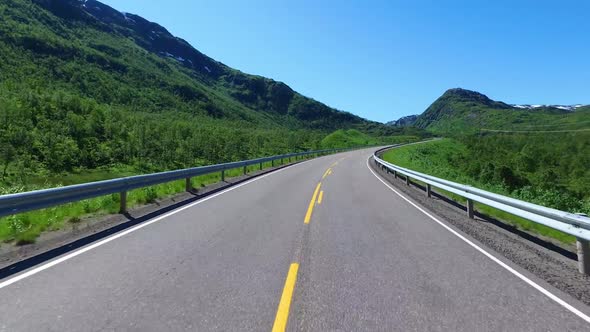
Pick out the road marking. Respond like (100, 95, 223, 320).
(328, 169, 332, 175)
(318, 190, 324, 204)
(322, 168, 331, 179)
(0, 156, 325, 290)
(304, 183, 322, 224)
(272, 263, 299, 332)
(330, 156, 347, 168)
(366, 157, 590, 324)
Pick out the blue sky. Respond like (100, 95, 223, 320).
(100, 0, 589, 123)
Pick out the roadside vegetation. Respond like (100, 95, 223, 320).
(382, 135, 590, 244)
(0, 1, 432, 245)
(0, 92, 422, 246)
(0, 157, 317, 245)
(0, 92, 422, 245)
(319, 129, 423, 149)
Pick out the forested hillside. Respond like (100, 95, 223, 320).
(0, 0, 407, 188)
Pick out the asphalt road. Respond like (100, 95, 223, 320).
(0, 148, 589, 331)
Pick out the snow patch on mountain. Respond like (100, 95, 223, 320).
(512, 104, 587, 111)
(122, 12, 135, 23)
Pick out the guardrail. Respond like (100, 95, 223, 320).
(373, 145, 590, 275)
(0, 148, 355, 219)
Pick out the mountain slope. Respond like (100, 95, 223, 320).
(412, 88, 590, 134)
(0, 0, 402, 181)
(1, 0, 382, 131)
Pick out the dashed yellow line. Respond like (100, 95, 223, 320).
(330, 156, 346, 168)
(272, 263, 300, 332)
(273, 164, 334, 330)
(304, 183, 322, 224)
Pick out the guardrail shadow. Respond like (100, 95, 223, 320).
(470, 210, 577, 260)
(0, 161, 300, 281)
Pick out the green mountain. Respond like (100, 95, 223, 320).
(4, 0, 382, 130)
(407, 88, 589, 134)
(0, 0, 400, 181)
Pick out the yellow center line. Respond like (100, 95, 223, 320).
(304, 182, 322, 224)
(318, 190, 324, 204)
(330, 156, 346, 168)
(322, 168, 332, 179)
(272, 263, 300, 332)
(328, 169, 332, 175)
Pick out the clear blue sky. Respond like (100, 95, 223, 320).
(100, 0, 589, 123)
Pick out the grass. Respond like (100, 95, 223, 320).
(382, 139, 576, 244)
(320, 129, 379, 149)
(0, 154, 310, 245)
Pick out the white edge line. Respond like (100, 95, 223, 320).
(366, 156, 590, 324)
(0, 157, 321, 290)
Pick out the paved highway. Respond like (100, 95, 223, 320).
(0, 148, 588, 331)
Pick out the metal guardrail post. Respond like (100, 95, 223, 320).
(394, 170, 397, 179)
(374, 144, 590, 275)
(259, 162, 262, 170)
(405, 176, 410, 186)
(467, 199, 474, 219)
(577, 238, 590, 275)
(119, 191, 127, 214)
(272, 159, 274, 167)
(243, 165, 247, 175)
(221, 170, 225, 182)
(186, 177, 192, 192)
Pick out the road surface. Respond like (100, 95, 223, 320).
(0, 148, 588, 331)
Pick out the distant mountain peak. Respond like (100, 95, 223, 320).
(441, 88, 510, 108)
(408, 88, 590, 133)
(443, 88, 487, 97)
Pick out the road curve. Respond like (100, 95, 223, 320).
(0, 148, 588, 331)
